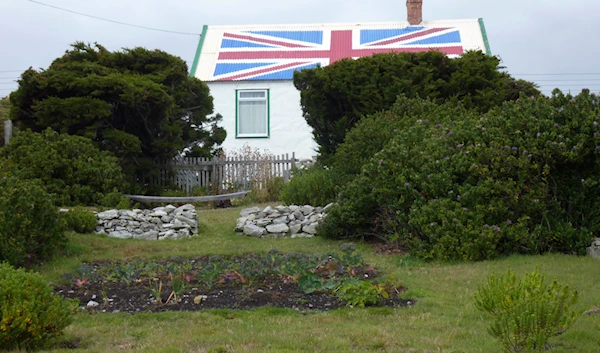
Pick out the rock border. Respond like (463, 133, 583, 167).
(94, 204, 199, 240)
(235, 203, 333, 238)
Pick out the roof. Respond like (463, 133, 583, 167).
(191, 19, 491, 82)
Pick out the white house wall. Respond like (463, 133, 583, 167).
(208, 80, 318, 160)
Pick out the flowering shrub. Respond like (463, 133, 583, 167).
(320, 91, 599, 260)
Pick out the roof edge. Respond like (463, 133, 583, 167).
(202, 18, 482, 29)
(478, 18, 492, 56)
(190, 25, 208, 77)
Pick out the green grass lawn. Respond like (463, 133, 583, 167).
(26, 203, 600, 353)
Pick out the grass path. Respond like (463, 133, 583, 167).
(29, 204, 600, 353)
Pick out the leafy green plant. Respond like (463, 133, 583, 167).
(1, 128, 127, 206)
(473, 269, 580, 353)
(60, 206, 98, 233)
(320, 91, 598, 260)
(0, 262, 78, 350)
(293, 50, 540, 160)
(298, 271, 336, 294)
(0, 174, 65, 267)
(280, 164, 339, 206)
(335, 278, 389, 307)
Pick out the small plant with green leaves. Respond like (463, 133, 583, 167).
(298, 271, 337, 294)
(335, 278, 389, 307)
(0, 262, 78, 351)
(60, 206, 98, 233)
(473, 268, 580, 353)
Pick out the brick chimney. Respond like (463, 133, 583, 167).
(407, 0, 423, 25)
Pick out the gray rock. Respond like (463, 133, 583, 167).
(272, 216, 288, 225)
(266, 223, 289, 234)
(323, 202, 334, 212)
(108, 230, 133, 239)
(97, 210, 119, 220)
(175, 204, 195, 213)
(161, 215, 173, 223)
(293, 210, 305, 221)
(302, 223, 318, 234)
(262, 206, 274, 215)
(255, 218, 272, 227)
(587, 238, 600, 259)
(235, 217, 248, 232)
(243, 224, 265, 237)
(300, 205, 314, 215)
(276, 205, 290, 213)
(136, 230, 159, 240)
(240, 207, 261, 217)
(175, 215, 198, 228)
(291, 233, 314, 238)
(289, 224, 302, 234)
(177, 228, 191, 238)
(288, 213, 296, 221)
(87, 300, 100, 308)
(151, 210, 168, 217)
(165, 205, 177, 214)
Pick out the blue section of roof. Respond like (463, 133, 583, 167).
(221, 39, 276, 48)
(360, 27, 424, 44)
(246, 63, 321, 80)
(214, 62, 275, 76)
(246, 31, 323, 44)
(405, 30, 462, 45)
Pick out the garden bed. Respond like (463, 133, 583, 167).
(54, 246, 411, 313)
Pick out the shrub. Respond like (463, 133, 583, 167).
(60, 206, 98, 233)
(320, 91, 598, 260)
(280, 164, 338, 206)
(0, 262, 78, 350)
(474, 269, 579, 352)
(0, 128, 127, 206)
(293, 50, 540, 160)
(332, 95, 467, 184)
(0, 174, 65, 267)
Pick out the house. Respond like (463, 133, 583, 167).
(190, 0, 491, 160)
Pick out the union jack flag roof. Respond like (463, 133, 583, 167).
(191, 19, 491, 82)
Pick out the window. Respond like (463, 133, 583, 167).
(236, 89, 269, 138)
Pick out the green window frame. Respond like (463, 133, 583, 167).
(235, 89, 270, 138)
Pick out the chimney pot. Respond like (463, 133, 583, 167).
(407, 0, 423, 25)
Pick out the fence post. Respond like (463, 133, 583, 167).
(4, 120, 12, 145)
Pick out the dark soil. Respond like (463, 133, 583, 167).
(53, 254, 412, 314)
(55, 279, 411, 314)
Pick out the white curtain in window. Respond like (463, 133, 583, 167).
(239, 100, 267, 135)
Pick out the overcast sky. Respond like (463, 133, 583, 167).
(1, 0, 599, 97)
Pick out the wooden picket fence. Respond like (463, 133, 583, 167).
(152, 153, 296, 195)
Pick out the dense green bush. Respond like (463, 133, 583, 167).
(293, 50, 540, 160)
(474, 269, 579, 352)
(332, 95, 470, 182)
(0, 174, 65, 267)
(280, 164, 338, 206)
(60, 206, 98, 233)
(320, 91, 599, 260)
(0, 128, 127, 206)
(0, 262, 77, 350)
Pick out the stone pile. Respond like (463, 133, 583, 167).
(95, 204, 199, 240)
(235, 203, 334, 238)
(588, 238, 600, 259)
